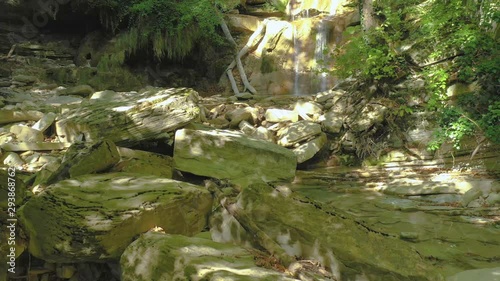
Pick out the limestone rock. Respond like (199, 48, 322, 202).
(348, 103, 387, 132)
(293, 133, 327, 163)
(315, 90, 344, 104)
(90, 90, 122, 101)
(56, 88, 200, 145)
(112, 147, 173, 178)
(12, 75, 37, 84)
(45, 96, 83, 107)
(485, 193, 500, 206)
(446, 267, 500, 281)
(239, 120, 256, 135)
(174, 129, 296, 184)
(1, 152, 25, 167)
(321, 109, 344, 134)
(121, 232, 297, 281)
(42, 140, 120, 186)
(10, 125, 44, 142)
(32, 112, 57, 132)
(226, 14, 262, 33)
(251, 126, 274, 142)
(277, 121, 322, 147)
(226, 107, 258, 127)
(293, 101, 323, 120)
(265, 109, 299, 123)
(214, 183, 442, 280)
(58, 85, 94, 97)
(461, 186, 484, 207)
(0, 142, 70, 152)
(18, 173, 213, 262)
(0, 110, 44, 125)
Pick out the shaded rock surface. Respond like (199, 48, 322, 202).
(19, 173, 213, 262)
(212, 183, 443, 280)
(174, 128, 297, 184)
(121, 232, 299, 281)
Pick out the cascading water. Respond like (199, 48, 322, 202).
(314, 18, 329, 92)
(291, 0, 303, 96)
(289, 0, 341, 95)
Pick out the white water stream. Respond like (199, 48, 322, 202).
(290, 0, 341, 95)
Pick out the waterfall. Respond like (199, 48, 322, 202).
(292, 23, 301, 96)
(314, 18, 329, 92)
(291, 0, 303, 96)
(289, 0, 343, 95)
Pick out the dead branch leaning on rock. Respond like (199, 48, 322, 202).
(219, 14, 264, 95)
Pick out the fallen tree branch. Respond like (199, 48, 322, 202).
(220, 16, 267, 95)
(7, 44, 16, 58)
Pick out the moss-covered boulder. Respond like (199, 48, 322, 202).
(121, 232, 298, 281)
(19, 173, 213, 263)
(173, 129, 297, 185)
(212, 183, 444, 280)
(55, 88, 200, 145)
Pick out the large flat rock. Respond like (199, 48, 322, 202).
(121, 232, 298, 281)
(19, 173, 213, 262)
(55, 88, 200, 146)
(211, 183, 444, 281)
(174, 129, 297, 184)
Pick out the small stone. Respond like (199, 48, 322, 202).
(59, 85, 94, 97)
(45, 96, 83, 106)
(315, 90, 344, 103)
(292, 133, 327, 163)
(0, 142, 70, 152)
(277, 121, 322, 147)
(239, 120, 256, 135)
(90, 90, 120, 100)
(235, 92, 253, 100)
(321, 110, 344, 134)
(251, 126, 273, 142)
(0, 110, 44, 125)
(10, 125, 45, 142)
(226, 107, 257, 127)
(2, 152, 25, 167)
(461, 186, 484, 207)
(293, 101, 323, 117)
(486, 193, 500, 206)
(265, 109, 298, 123)
(56, 264, 76, 279)
(12, 75, 37, 84)
(466, 198, 484, 208)
(32, 112, 57, 132)
(399, 232, 419, 241)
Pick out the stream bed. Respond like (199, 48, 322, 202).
(288, 167, 500, 278)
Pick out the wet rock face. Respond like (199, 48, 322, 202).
(18, 173, 213, 263)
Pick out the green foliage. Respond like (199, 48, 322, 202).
(428, 106, 475, 151)
(480, 102, 500, 143)
(423, 66, 449, 110)
(333, 25, 405, 80)
(75, 0, 240, 66)
(333, 0, 499, 149)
